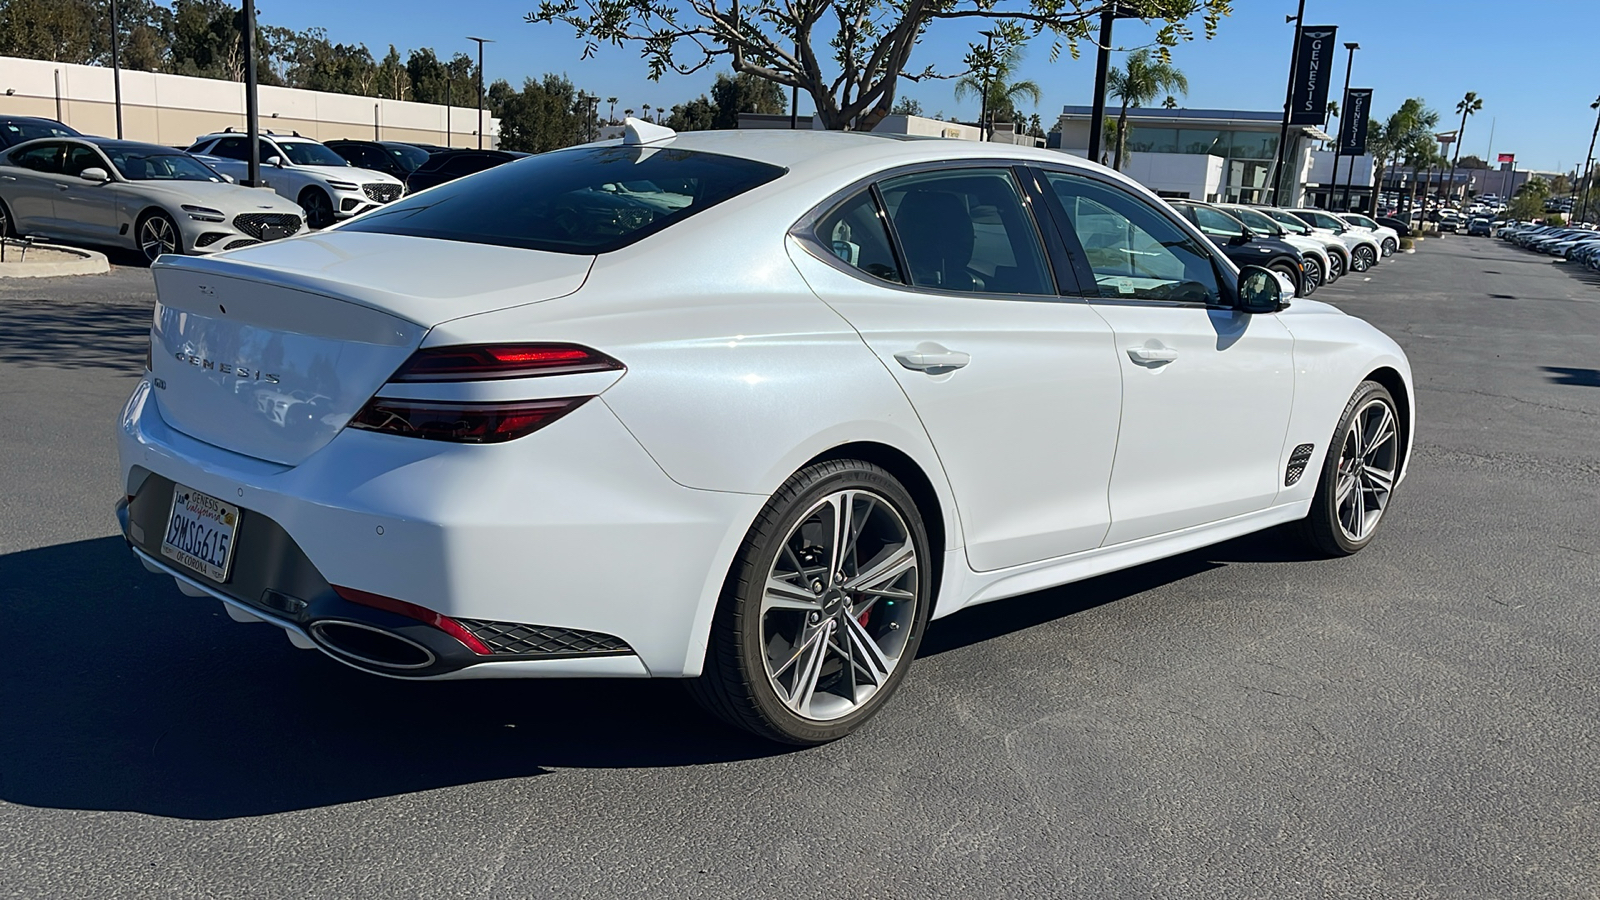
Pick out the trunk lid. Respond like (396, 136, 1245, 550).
(148, 233, 594, 466)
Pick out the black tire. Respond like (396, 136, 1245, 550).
(1381, 237, 1398, 256)
(1270, 261, 1304, 297)
(1296, 381, 1402, 557)
(1302, 255, 1325, 290)
(687, 459, 934, 745)
(0, 197, 13, 238)
(135, 210, 181, 263)
(1351, 245, 1377, 272)
(1327, 251, 1345, 281)
(299, 187, 336, 229)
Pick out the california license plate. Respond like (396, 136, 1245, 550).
(160, 485, 240, 583)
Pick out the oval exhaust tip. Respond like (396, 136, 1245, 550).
(310, 620, 436, 670)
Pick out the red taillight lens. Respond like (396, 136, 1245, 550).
(348, 396, 589, 444)
(391, 343, 623, 382)
(332, 585, 493, 655)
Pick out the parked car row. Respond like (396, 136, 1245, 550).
(1499, 222, 1600, 271)
(1157, 199, 1400, 298)
(0, 115, 528, 262)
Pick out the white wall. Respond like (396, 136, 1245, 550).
(0, 55, 498, 148)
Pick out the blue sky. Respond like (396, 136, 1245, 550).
(256, 0, 1597, 172)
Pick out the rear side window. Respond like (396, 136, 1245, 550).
(10, 142, 64, 172)
(340, 146, 785, 254)
(814, 191, 903, 284)
(878, 168, 1053, 295)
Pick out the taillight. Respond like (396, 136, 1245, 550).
(390, 343, 623, 381)
(332, 585, 492, 655)
(348, 396, 589, 444)
(348, 342, 623, 444)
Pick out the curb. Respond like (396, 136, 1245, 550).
(0, 243, 111, 279)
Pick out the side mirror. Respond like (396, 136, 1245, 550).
(267, 156, 284, 168)
(1236, 265, 1285, 314)
(219, 173, 236, 184)
(78, 167, 110, 182)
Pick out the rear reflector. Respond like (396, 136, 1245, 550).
(332, 585, 492, 655)
(390, 343, 623, 381)
(348, 396, 589, 444)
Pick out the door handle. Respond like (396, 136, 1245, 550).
(56, 184, 70, 191)
(0, 175, 15, 181)
(894, 344, 970, 373)
(1127, 346, 1179, 365)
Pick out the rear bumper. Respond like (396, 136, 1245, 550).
(117, 377, 764, 678)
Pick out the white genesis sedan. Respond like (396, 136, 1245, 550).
(118, 121, 1414, 744)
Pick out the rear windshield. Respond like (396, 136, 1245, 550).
(339, 146, 786, 254)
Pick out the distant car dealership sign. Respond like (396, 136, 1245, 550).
(1289, 26, 1339, 125)
(1338, 88, 1373, 155)
(1498, 153, 1515, 164)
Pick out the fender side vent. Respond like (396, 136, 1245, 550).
(1285, 443, 1316, 486)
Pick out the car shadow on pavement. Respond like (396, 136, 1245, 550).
(0, 300, 149, 373)
(1541, 366, 1600, 388)
(0, 537, 788, 820)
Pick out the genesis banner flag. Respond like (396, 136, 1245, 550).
(1288, 26, 1339, 125)
(1338, 88, 1373, 155)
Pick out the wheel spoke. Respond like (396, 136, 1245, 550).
(843, 539, 915, 592)
(770, 622, 826, 681)
(1363, 464, 1395, 492)
(763, 575, 822, 612)
(841, 611, 893, 684)
(784, 620, 833, 716)
(1366, 406, 1397, 457)
(825, 491, 854, 589)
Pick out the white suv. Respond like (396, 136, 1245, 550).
(186, 131, 405, 229)
(1338, 212, 1400, 256)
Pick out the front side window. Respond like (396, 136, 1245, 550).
(339, 146, 785, 254)
(878, 168, 1052, 295)
(1225, 206, 1287, 237)
(9, 142, 63, 173)
(1262, 208, 1312, 235)
(207, 137, 247, 160)
(1044, 171, 1222, 305)
(813, 190, 902, 284)
(106, 150, 222, 182)
(1188, 204, 1248, 239)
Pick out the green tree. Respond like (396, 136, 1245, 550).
(406, 48, 478, 107)
(1365, 98, 1440, 215)
(953, 44, 1042, 134)
(1548, 174, 1572, 196)
(666, 95, 718, 131)
(891, 97, 924, 116)
(488, 74, 584, 152)
(1456, 154, 1489, 169)
(709, 71, 786, 128)
(1106, 48, 1188, 170)
(527, 0, 1231, 132)
(376, 45, 409, 100)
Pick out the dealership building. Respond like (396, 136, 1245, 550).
(1050, 105, 1372, 207)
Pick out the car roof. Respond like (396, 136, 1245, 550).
(80, 137, 194, 154)
(577, 129, 1108, 182)
(1, 115, 79, 128)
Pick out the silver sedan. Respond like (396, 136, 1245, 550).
(0, 136, 305, 263)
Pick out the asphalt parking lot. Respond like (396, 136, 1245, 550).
(1, 237, 1597, 899)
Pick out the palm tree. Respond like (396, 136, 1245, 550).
(954, 45, 1043, 139)
(1107, 49, 1189, 170)
(1366, 98, 1440, 217)
(607, 97, 618, 124)
(643, 103, 653, 123)
(1447, 91, 1483, 205)
(1162, 96, 1178, 110)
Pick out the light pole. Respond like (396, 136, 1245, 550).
(466, 36, 493, 149)
(109, 0, 123, 138)
(1577, 96, 1600, 225)
(242, 0, 260, 187)
(1269, 0, 1307, 205)
(1330, 42, 1359, 211)
(977, 30, 996, 142)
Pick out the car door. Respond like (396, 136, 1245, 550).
(2, 141, 67, 234)
(1035, 168, 1296, 546)
(55, 142, 119, 240)
(788, 166, 1124, 572)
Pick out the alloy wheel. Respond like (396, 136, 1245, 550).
(139, 215, 178, 262)
(302, 190, 335, 229)
(1333, 398, 1400, 543)
(759, 489, 920, 722)
(1329, 253, 1345, 279)
(1303, 257, 1324, 288)
(1352, 246, 1376, 272)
